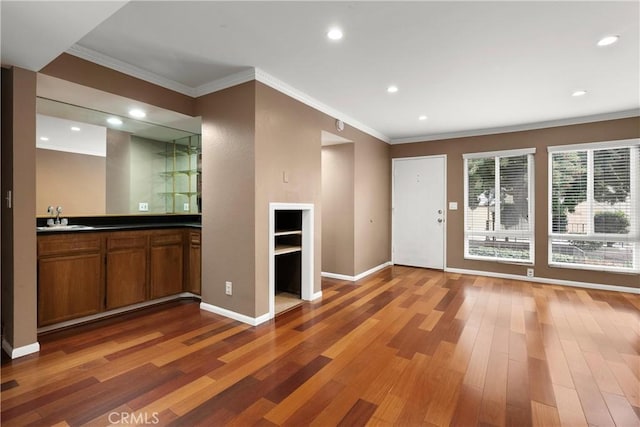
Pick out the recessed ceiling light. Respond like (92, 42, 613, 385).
(39, 137, 49, 141)
(107, 117, 123, 125)
(418, 115, 428, 121)
(597, 35, 619, 47)
(387, 85, 398, 93)
(70, 126, 81, 131)
(129, 109, 146, 119)
(327, 28, 343, 40)
(572, 90, 587, 97)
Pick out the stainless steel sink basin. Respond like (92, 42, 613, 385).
(37, 224, 95, 231)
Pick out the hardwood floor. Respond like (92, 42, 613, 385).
(2, 266, 639, 426)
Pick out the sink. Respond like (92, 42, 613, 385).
(37, 224, 95, 231)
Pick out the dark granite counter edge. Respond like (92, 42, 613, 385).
(36, 215, 201, 234)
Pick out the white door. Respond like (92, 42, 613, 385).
(393, 156, 446, 269)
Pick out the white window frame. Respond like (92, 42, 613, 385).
(463, 148, 535, 264)
(547, 138, 639, 273)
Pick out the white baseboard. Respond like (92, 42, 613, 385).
(322, 261, 392, 282)
(37, 293, 201, 334)
(445, 267, 640, 294)
(310, 290, 323, 300)
(2, 338, 40, 359)
(200, 302, 271, 326)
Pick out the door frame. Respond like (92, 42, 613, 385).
(391, 155, 447, 270)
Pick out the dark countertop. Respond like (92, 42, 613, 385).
(36, 215, 201, 234)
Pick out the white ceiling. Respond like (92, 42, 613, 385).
(2, 1, 639, 143)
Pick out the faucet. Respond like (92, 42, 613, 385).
(55, 206, 63, 225)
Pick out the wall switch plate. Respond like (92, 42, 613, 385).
(283, 171, 289, 183)
(183, 203, 189, 211)
(449, 202, 458, 210)
(225, 281, 232, 296)
(138, 202, 149, 212)
(526, 268, 534, 278)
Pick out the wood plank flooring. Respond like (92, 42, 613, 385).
(1, 266, 639, 426)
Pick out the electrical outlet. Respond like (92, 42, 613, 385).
(526, 268, 534, 278)
(138, 202, 149, 212)
(225, 281, 232, 296)
(183, 202, 189, 211)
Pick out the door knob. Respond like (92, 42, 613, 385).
(438, 209, 443, 214)
(437, 218, 443, 223)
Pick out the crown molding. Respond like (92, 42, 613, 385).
(193, 68, 257, 97)
(66, 45, 197, 97)
(390, 109, 640, 145)
(63, 47, 391, 143)
(254, 68, 390, 143)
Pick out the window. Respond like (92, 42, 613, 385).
(548, 140, 639, 272)
(464, 148, 535, 263)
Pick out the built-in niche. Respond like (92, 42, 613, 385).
(269, 203, 314, 318)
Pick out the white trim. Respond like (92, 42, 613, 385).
(194, 68, 257, 97)
(445, 267, 639, 294)
(463, 147, 536, 160)
(322, 262, 393, 282)
(548, 138, 640, 153)
(37, 293, 199, 333)
(391, 110, 640, 145)
(254, 69, 389, 143)
(321, 271, 355, 281)
(199, 302, 270, 326)
(269, 203, 315, 321)
(311, 290, 323, 300)
(66, 45, 196, 97)
(2, 339, 40, 359)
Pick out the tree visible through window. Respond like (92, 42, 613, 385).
(464, 149, 534, 263)
(549, 143, 638, 272)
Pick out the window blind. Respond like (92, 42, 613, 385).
(549, 142, 639, 272)
(464, 149, 534, 263)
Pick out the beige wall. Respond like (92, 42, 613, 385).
(391, 117, 640, 289)
(36, 149, 106, 216)
(1, 67, 38, 349)
(196, 82, 257, 317)
(321, 144, 355, 276)
(254, 82, 323, 314)
(354, 136, 392, 274)
(41, 54, 195, 117)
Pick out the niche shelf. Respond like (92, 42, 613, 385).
(159, 134, 201, 213)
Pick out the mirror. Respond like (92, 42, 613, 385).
(36, 97, 202, 217)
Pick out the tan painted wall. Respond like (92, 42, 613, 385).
(390, 117, 640, 289)
(40, 54, 195, 117)
(321, 144, 355, 276)
(1, 67, 38, 349)
(354, 136, 392, 274)
(196, 82, 257, 317)
(36, 149, 106, 216)
(254, 82, 323, 315)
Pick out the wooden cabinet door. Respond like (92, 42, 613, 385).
(150, 231, 184, 298)
(106, 233, 148, 309)
(38, 253, 103, 326)
(186, 231, 201, 294)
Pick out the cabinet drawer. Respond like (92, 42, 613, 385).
(150, 231, 183, 246)
(107, 233, 148, 251)
(189, 231, 201, 245)
(38, 234, 102, 256)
